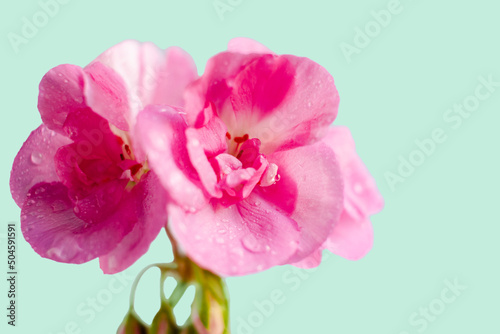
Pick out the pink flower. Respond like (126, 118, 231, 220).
(135, 38, 383, 276)
(10, 40, 197, 274)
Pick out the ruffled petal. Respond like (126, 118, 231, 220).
(184, 52, 339, 154)
(321, 126, 384, 260)
(10, 125, 71, 207)
(99, 172, 168, 274)
(322, 126, 384, 219)
(21, 182, 136, 264)
(134, 105, 207, 211)
(90, 40, 198, 125)
(168, 193, 300, 276)
(38, 64, 87, 134)
(258, 141, 344, 263)
(38, 62, 131, 132)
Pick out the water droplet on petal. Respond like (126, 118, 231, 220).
(241, 234, 267, 253)
(30, 152, 43, 165)
(74, 206, 80, 214)
(51, 200, 66, 213)
(218, 229, 227, 234)
(215, 237, 225, 244)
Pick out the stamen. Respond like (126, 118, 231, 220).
(234, 134, 249, 144)
(125, 145, 132, 156)
(130, 164, 143, 176)
(226, 132, 231, 140)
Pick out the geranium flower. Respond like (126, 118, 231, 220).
(10, 40, 197, 273)
(135, 38, 382, 276)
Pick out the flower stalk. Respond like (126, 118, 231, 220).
(118, 227, 230, 334)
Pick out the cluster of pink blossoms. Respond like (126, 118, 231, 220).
(10, 38, 383, 277)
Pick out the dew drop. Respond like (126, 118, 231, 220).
(215, 237, 225, 244)
(34, 187, 46, 195)
(241, 234, 267, 253)
(30, 152, 43, 165)
(51, 200, 66, 213)
(218, 229, 227, 234)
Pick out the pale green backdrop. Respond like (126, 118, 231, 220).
(1, 0, 499, 333)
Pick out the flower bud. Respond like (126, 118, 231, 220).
(117, 312, 148, 334)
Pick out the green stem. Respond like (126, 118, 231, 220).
(165, 226, 180, 260)
(129, 263, 177, 311)
(168, 282, 188, 308)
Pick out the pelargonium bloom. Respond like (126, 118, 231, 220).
(135, 38, 383, 276)
(10, 40, 197, 273)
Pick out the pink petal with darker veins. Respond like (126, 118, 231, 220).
(168, 193, 300, 276)
(83, 62, 130, 131)
(21, 182, 136, 264)
(99, 172, 168, 274)
(184, 52, 339, 155)
(10, 125, 71, 207)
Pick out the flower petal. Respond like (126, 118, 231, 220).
(227, 37, 274, 55)
(323, 212, 374, 260)
(184, 52, 339, 154)
(38, 64, 87, 134)
(99, 172, 168, 274)
(21, 182, 136, 264)
(91, 40, 198, 125)
(291, 249, 323, 269)
(134, 105, 207, 211)
(83, 62, 130, 131)
(168, 193, 300, 276)
(10, 125, 71, 207)
(321, 126, 384, 260)
(322, 126, 384, 220)
(258, 141, 344, 263)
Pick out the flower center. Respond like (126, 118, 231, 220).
(211, 131, 280, 201)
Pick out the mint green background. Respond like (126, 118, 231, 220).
(2, 1, 499, 333)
